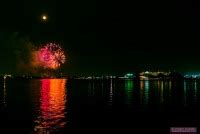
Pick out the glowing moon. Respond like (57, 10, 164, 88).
(42, 15, 47, 21)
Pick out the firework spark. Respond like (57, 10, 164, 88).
(32, 43, 66, 69)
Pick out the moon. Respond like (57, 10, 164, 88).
(41, 15, 47, 21)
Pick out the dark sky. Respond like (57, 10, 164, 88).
(0, 0, 199, 75)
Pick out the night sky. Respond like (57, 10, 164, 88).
(0, 0, 199, 75)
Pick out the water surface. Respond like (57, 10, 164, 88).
(0, 78, 199, 133)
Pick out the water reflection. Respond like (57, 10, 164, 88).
(194, 80, 197, 103)
(2, 78, 200, 133)
(125, 80, 133, 105)
(184, 80, 197, 107)
(140, 80, 149, 105)
(88, 80, 95, 96)
(169, 80, 172, 99)
(184, 81, 187, 107)
(3, 78, 6, 107)
(158, 81, 164, 104)
(34, 79, 67, 132)
(109, 78, 113, 105)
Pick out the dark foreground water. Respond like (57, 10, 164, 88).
(0, 78, 199, 133)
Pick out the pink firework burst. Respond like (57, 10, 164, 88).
(38, 43, 66, 69)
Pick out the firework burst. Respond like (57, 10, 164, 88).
(35, 43, 66, 69)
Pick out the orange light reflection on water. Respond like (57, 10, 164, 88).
(34, 79, 67, 131)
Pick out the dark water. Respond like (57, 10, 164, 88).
(0, 78, 199, 133)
